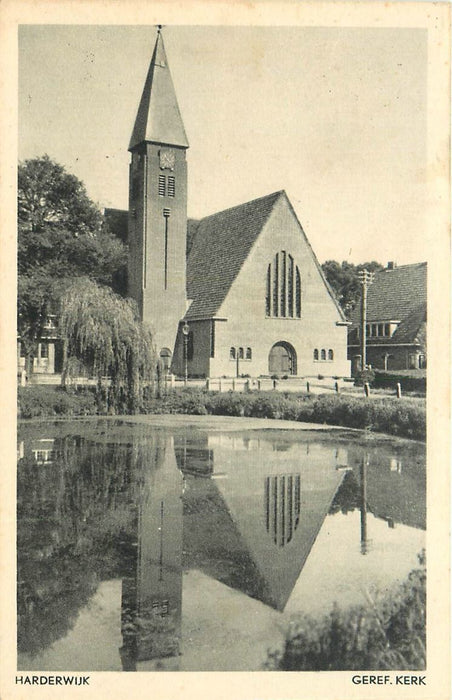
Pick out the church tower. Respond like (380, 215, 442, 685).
(128, 29, 188, 358)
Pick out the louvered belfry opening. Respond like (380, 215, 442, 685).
(265, 474, 301, 547)
(266, 251, 301, 318)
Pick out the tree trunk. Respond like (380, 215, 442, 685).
(60, 340, 68, 389)
(25, 352, 34, 380)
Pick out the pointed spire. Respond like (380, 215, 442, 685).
(129, 31, 189, 151)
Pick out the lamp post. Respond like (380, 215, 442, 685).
(182, 322, 189, 387)
(358, 269, 374, 371)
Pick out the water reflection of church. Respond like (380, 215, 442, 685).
(17, 428, 425, 671)
(119, 430, 424, 670)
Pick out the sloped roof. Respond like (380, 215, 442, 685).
(389, 301, 426, 344)
(129, 32, 189, 150)
(351, 263, 427, 326)
(185, 191, 283, 319)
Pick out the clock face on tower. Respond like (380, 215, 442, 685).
(159, 149, 175, 171)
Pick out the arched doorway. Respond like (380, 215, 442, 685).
(159, 347, 172, 373)
(268, 342, 297, 375)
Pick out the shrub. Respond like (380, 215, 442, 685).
(354, 368, 376, 387)
(18, 386, 97, 418)
(373, 370, 426, 394)
(267, 552, 426, 671)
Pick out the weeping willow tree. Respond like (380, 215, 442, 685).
(59, 278, 155, 413)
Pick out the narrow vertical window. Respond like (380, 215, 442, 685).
(163, 209, 170, 289)
(266, 264, 271, 316)
(238, 347, 244, 359)
(314, 349, 319, 360)
(187, 331, 194, 361)
(273, 254, 279, 317)
(288, 255, 294, 317)
(246, 347, 252, 360)
(321, 349, 326, 360)
(230, 347, 236, 360)
(168, 176, 175, 197)
(210, 320, 215, 358)
(158, 175, 166, 196)
(295, 267, 301, 317)
(328, 349, 334, 360)
(280, 251, 286, 317)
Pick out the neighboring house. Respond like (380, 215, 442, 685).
(347, 262, 427, 372)
(126, 30, 350, 379)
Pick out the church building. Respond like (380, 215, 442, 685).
(127, 30, 350, 379)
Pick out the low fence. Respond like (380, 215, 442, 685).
(170, 376, 339, 394)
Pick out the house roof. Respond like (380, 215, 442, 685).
(351, 262, 427, 326)
(389, 302, 426, 344)
(129, 31, 189, 151)
(185, 191, 283, 320)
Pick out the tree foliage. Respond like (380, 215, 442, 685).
(322, 260, 384, 315)
(18, 154, 102, 235)
(59, 278, 155, 412)
(17, 156, 128, 373)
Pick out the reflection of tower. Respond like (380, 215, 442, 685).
(120, 435, 183, 671)
(265, 475, 301, 546)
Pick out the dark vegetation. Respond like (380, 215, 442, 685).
(266, 551, 426, 671)
(18, 386, 426, 441)
(373, 370, 426, 394)
(321, 260, 384, 314)
(18, 156, 128, 377)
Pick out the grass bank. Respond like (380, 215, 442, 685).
(266, 551, 426, 671)
(18, 385, 425, 441)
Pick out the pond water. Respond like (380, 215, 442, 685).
(17, 418, 425, 672)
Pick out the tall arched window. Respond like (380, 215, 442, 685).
(313, 349, 319, 361)
(321, 349, 326, 360)
(230, 347, 236, 360)
(266, 251, 301, 318)
(328, 349, 334, 360)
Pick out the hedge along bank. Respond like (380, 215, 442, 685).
(18, 386, 426, 442)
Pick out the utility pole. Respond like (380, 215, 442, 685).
(358, 269, 375, 371)
(360, 455, 369, 555)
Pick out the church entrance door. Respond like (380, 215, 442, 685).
(268, 342, 297, 376)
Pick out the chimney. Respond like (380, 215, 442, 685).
(387, 261, 397, 270)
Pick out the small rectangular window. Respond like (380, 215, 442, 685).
(40, 343, 49, 359)
(168, 176, 175, 197)
(158, 175, 166, 196)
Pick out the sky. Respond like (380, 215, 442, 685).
(18, 24, 428, 265)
